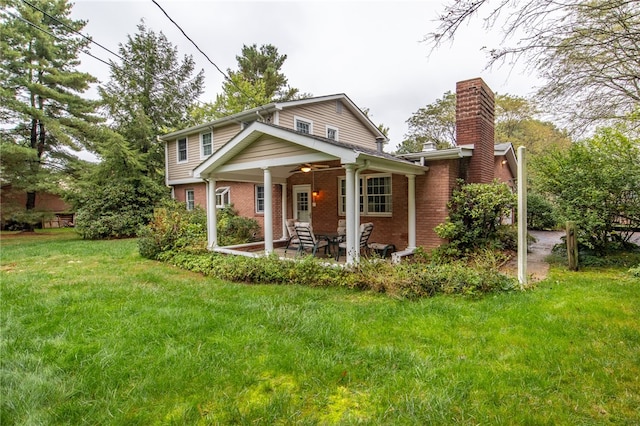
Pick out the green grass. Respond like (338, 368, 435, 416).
(2, 230, 639, 424)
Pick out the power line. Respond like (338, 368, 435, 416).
(18, 0, 207, 107)
(151, 0, 270, 115)
(5, 10, 112, 67)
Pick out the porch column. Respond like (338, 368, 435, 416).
(206, 178, 217, 249)
(353, 168, 362, 260)
(280, 183, 288, 240)
(263, 167, 273, 254)
(406, 174, 416, 249)
(344, 164, 357, 264)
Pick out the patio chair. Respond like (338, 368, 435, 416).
(335, 222, 374, 261)
(294, 222, 329, 256)
(336, 219, 346, 241)
(284, 219, 300, 254)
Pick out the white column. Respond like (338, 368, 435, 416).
(280, 183, 288, 240)
(344, 164, 356, 264)
(263, 167, 273, 254)
(206, 178, 217, 249)
(517, 146, 527, 286)
(406, 174, 416, 249)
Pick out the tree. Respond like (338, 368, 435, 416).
(0, 0, 101, 228)
(426, 0, 640, 131)
(99, 22, 204, 182)
(396, 91, 570, 154)
(533, 127, 640, 252)
(396, 91, 456, 153)
(495, 94, 572, 156)
(67, 130, 169, 239)
(192, 44, 308, 121)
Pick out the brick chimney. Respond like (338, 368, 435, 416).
(456, 78, 495, 183)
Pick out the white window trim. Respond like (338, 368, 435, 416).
(255, 184, 265, 213)
(177, 137, 188, 163)
(185, 189, 195, 211)
(338, 173, 392, 217)
(215, 186, 230, 208)
(294, 115, 313, 135)
(200, 131, 213, 159)
(326, 125, 339, 141)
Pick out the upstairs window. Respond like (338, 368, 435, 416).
(294, 116, 313, 134)
(326, 125, 339, 141)
(201, 132, 212, 157)
(177, 138, 187, 163)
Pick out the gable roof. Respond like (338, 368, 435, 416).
(193, 121, 424, 183)
(159, 94, 388, 142)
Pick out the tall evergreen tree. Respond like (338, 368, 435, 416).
(192, 44, 309, 121)
(99, 22, 204, 183)
(0, 0, 100, 227)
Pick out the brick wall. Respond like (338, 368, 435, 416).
(456, 78, 495, 183)
(173, 181, 284, 240)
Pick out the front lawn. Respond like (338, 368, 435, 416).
(1, 231, 639, 424)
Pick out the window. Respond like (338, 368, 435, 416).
(255, 185, 265, 213)
(326, 125, 339, 141)
(366, 175, 392, 213)
(215, 187, 230, 208)
(294, 116, 313, 134)
(338, 174, 392, 216)
(185, 189, 195, 211)
(177, 138, 187, 163)
(201, 132, 212, 157)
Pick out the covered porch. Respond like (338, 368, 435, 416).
(193, 122, 427, 265)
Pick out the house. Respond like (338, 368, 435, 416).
(0, 185, 75, 229)
(160, 78, 517, 263)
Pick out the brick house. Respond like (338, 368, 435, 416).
(160, 78, 517, 263)
(0, 185, 75, 229)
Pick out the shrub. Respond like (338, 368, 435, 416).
(534, 127, 640, 253)
(216, 205, 261, 246)
(527, 192, 557, 230)
(434, 180, 516, 258)
(155, 250, 517, 299)
(138, 200, 207, 259)
(72, 177, 168, 239)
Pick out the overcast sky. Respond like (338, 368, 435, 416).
(70, 0, 543, 151)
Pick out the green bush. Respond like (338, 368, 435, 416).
(155, 250, 517, 299)
(434, 180, 516, 258)
(534, 127, 640, 253)
(216, 205, 261, 246)
(527, 192, 558, 230)
(137, 200, 208, 259)
(138, 203, 261, 259)
(72, 177, 168, 239)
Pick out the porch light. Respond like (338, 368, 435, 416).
(300, 166, 312, 173)
(312, 190, 320, 198)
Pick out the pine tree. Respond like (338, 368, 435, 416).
(0, 0, 101, 228)
(99, 22, 204, 183)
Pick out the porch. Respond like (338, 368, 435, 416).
(193, 122, 427, 264)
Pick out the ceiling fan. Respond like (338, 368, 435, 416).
(289, 163, 330, 173)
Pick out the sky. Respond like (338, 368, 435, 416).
(69, 0, 543, 152)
